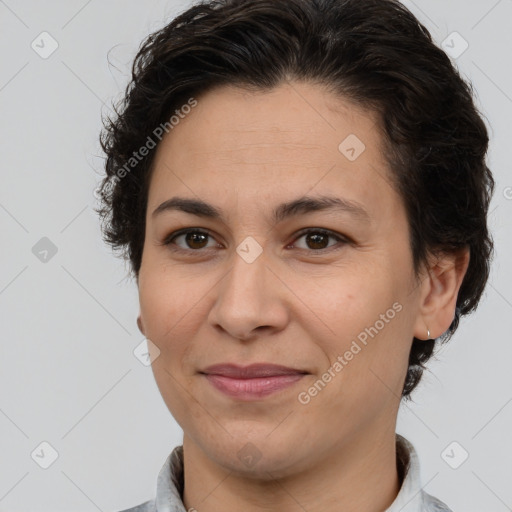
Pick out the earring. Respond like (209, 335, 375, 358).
(427, 327, 431, 339)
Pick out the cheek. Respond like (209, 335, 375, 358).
(317, 276, 389, 342)
(138, 265, 217, 379)
(317, 275, 410, 386)
(139, 265, 196, 338)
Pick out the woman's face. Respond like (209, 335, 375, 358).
(137, 81, 428, 477)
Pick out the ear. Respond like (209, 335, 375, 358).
(137, 314, 145, 336)
(413, 247, 470, 340)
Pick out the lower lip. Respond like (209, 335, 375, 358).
(203, 374, 305, 399)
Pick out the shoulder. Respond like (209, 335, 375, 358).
(116, 498, 156, 512)
(422, 489, 454, 511)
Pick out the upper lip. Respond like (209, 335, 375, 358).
(200, 363, 308, 378)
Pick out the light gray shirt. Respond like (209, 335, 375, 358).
(118, 433, 452, 512)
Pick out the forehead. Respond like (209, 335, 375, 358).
(147, 82, 399, 223)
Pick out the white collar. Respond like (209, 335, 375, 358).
(386, 434, 451, 511)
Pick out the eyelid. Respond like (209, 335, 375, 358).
(162, 227, 350, 254)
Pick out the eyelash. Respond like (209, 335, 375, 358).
(161, 228, 349, 254)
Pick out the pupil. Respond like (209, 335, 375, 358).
(187, 232, 208, 249)
(307, 233, 327, 249)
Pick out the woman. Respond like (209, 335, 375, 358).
(96, 0, 494, 510)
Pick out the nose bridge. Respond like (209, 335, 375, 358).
(222, 213, 270, 293)
(222, 241, 269, 310)
(209, 241, 286, 339)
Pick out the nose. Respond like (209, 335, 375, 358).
(207, 245, 289, 342)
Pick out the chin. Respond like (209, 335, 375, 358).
(209, 433, 307, 479)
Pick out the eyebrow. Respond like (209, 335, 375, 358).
(152, 194, 371, 225)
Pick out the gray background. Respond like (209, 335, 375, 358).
(0, 1, 511, 511)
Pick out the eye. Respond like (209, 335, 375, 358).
(163, 229, 219, 252)
(162, 227, 348, 254)
(289, 228, 348, 252)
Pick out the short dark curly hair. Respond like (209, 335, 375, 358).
(97, 0, 495, 400)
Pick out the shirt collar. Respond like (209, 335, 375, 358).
(385, 433, 426, 511)
(152, 433, 443, 512)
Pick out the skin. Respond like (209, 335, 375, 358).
(136, 81, 469, 512)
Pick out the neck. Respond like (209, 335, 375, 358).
(181, 424, 402, 512)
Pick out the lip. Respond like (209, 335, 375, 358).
(201, 363, 308, 378)
(200, 363, 308, 400)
